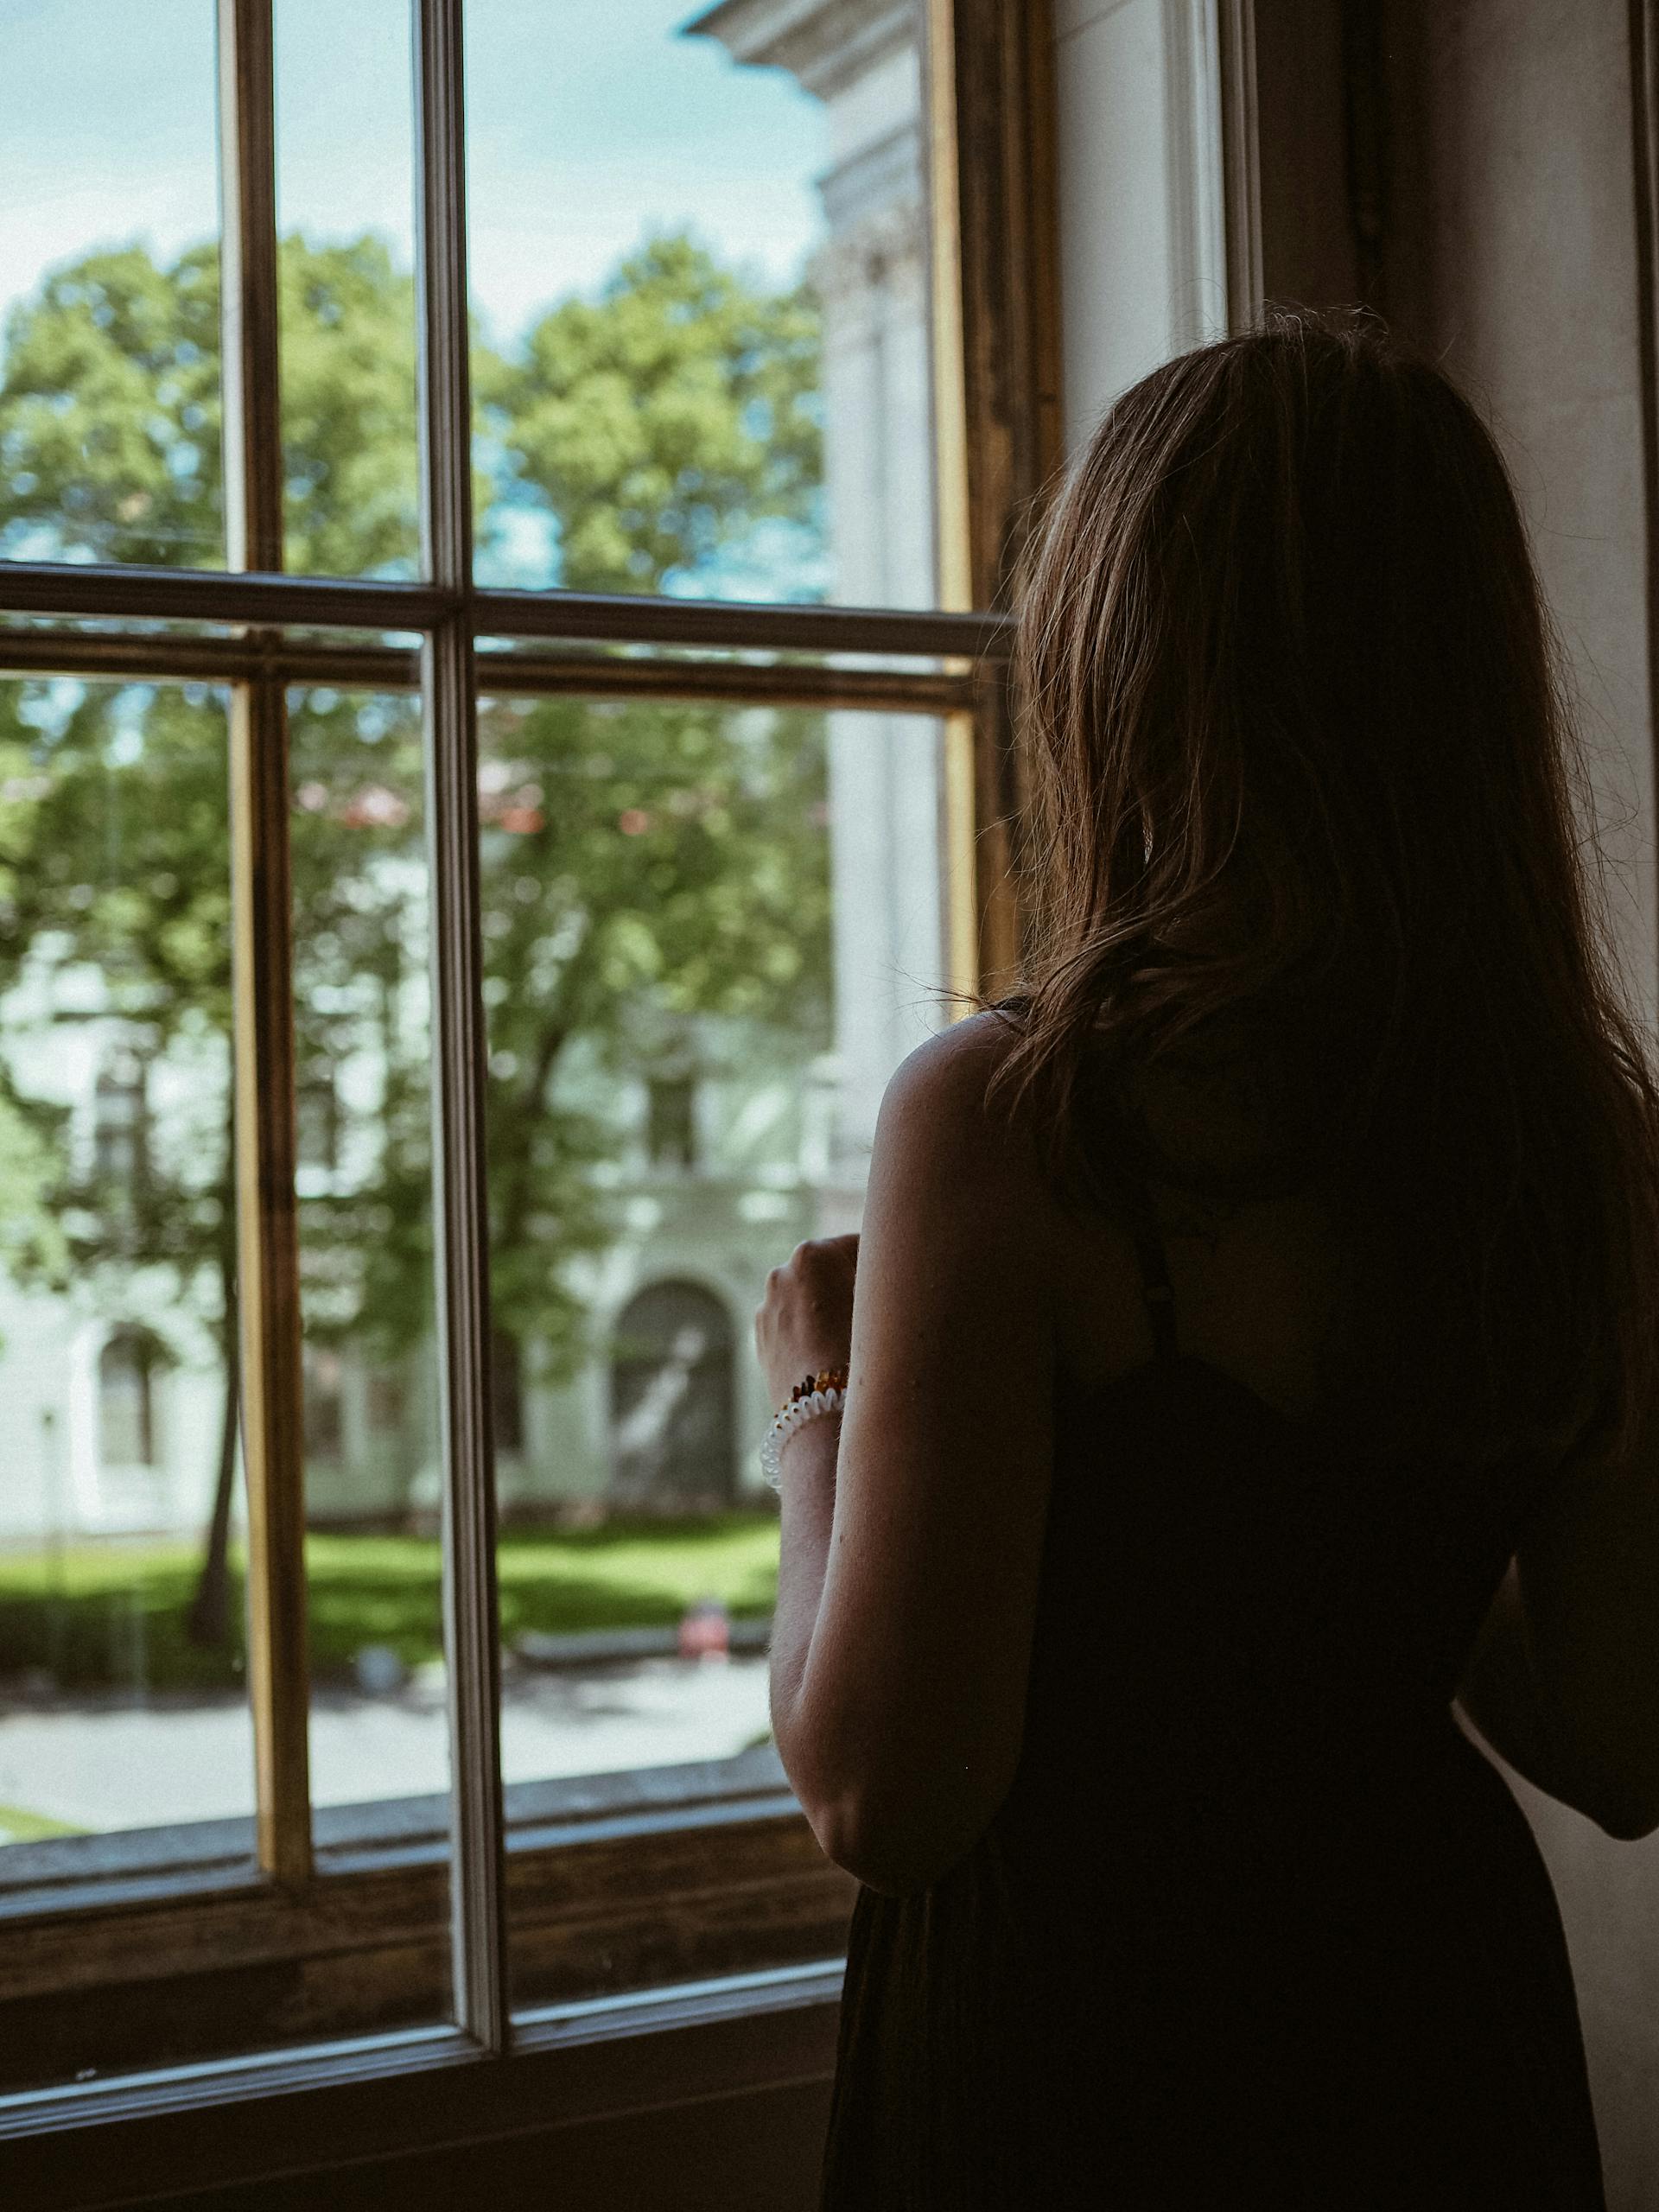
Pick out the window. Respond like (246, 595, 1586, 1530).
(646, 1071, 698, 1173)
(0, 0, 1053, 2153)
(92, 1052, 151, 1188)
(302, 1344, 346, 1465)
(491, 1326, 524, 1456)
(294, 1067, 340, 1185)
(97, 1328, 160, 1471)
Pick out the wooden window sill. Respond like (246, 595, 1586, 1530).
(0, 1745, 856, 2098)
(0, 1957, 847, 2209)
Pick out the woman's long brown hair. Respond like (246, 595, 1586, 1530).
(984, 304, 1659, 1472)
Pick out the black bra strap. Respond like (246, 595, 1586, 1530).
(1121, 1170, 1181, 1368)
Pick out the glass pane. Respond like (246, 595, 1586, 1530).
(465, 0, 939, 610)
(274, 0, 421, 578)
(288, 685, 450, 1866)
(474, 690, 951, 2009)
(0, 2, 224, 569)
(0, 674, 251, 2081)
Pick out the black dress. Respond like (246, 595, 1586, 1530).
(818, 1166, 1605, 2209)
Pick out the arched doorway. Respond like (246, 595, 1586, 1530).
(608, 1281, 735, 1511)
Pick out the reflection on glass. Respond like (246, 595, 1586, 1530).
(0, 1, 223, 569)
(274, 0, 420, 577)
(464, 0, 937, 609)
(472, 693, 948, 2007)
(287, 688, 447, 1838)
(0, 679, 253, 1902)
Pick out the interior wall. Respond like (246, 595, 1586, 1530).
(1383, 0, 1657, 1027)
(1056, 2, 1659, 2204)
(1252, 0, 1361, 308)
(1380, 13, 1659, 2202)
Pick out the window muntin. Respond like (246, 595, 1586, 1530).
(0, 0, 1033, 2113)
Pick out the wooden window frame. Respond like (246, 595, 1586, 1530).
(0, 0, 1060, 2180)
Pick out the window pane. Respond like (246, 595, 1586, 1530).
(0, 3, 224, 570)
(465, 0, 940, 610)
(473, 690, 952, 2009)
(0, 674, 252, 2081)
(287, 687, 452, 1888)
(274, 0, 421, 579)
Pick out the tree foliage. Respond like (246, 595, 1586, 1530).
(486, 232, 822, 592)
(0, 243, 223, 567)
(0, 229, 830, 1501)
(0, 679, 234, 1325)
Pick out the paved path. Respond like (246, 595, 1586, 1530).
(0, 1655, 772, 1837)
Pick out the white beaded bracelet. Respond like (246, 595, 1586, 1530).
(760, 1386, 847, 1490)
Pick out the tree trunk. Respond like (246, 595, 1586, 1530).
(188, 1290, 241, 1651)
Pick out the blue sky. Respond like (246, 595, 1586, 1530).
(0, 0, 827, 347)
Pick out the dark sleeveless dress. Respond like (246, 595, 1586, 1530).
(818, 1167, 1605, 2209)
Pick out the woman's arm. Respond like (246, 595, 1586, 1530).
(756, 1013, 1058, 1897)
(1456, 1418, 1659, 1841)
(766, 1408, 842, 1792)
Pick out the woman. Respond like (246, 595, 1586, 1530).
(754, 308, 1659, 2208)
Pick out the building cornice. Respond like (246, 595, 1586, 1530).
(683, 0, 918, 104)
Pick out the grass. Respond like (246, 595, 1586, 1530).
(0, 1803, 85, 1843)
(0, 1513, 781, 1695)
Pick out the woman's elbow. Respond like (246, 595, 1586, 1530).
(797, 1787, 933, 1896)
(802, 1775, 1008, 1897)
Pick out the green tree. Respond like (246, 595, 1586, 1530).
(474, 690, 830, 1369)
(283, 679, 832, 1381)
(0, 234, 425, 574)
(0, 228, 830, 1655)
(0, 243, 223, 566)
(0, 675, 240, 1639)
(483, 232, 822, 591)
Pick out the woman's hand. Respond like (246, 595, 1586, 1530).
(754, 1234, 859, 1407)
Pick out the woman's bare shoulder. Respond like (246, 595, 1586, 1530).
(878, 1010, 1059, 1175)
(880, 1007, 1033, 1132)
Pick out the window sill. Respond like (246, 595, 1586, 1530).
(0, 1957, 847, 2209)
(0, 1744, 856, 2100)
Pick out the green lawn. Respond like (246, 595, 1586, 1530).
(0, 1514, 780, 1694)
(0, 1803, 84, 1843)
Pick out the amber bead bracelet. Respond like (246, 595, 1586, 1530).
(759, 1365, 849, 1489)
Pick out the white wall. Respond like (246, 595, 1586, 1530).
(1384, 6, 1659, 2200)
(1052, 0, 1227, 442)
(1399, 0, 1656, 1032)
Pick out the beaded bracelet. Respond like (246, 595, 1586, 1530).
(760, 1366, 849, 1490)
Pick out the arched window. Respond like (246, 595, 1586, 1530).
(608, 1281, 735, 1511)
(99, 1328, 159, 1470)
